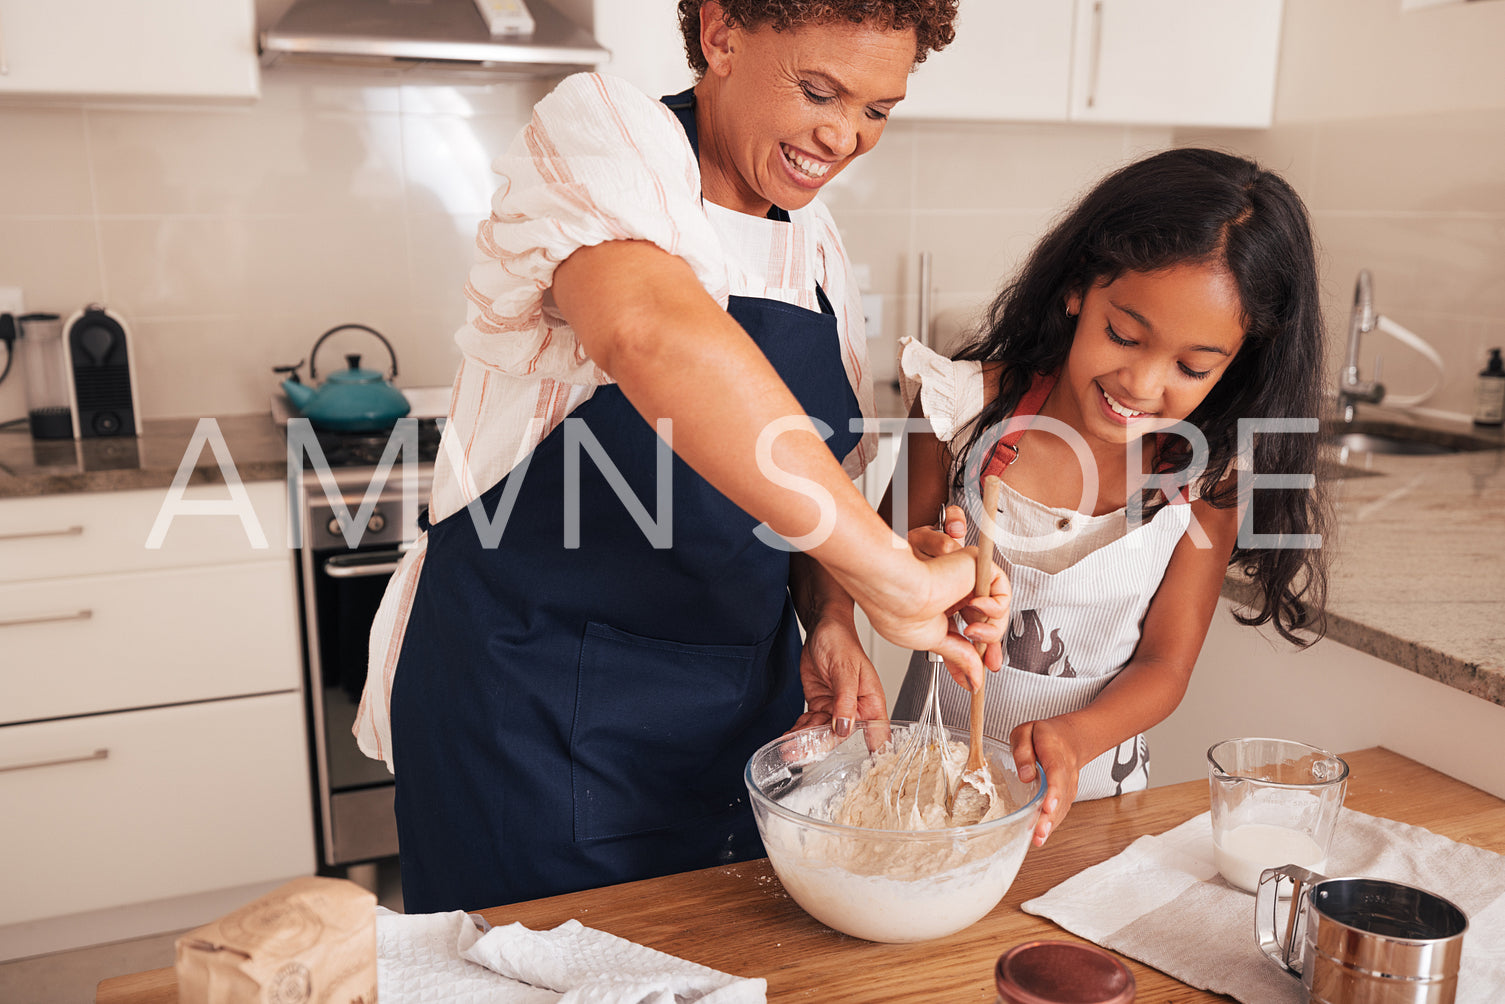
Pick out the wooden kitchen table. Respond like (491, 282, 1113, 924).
(98, 747, 1505, 1003)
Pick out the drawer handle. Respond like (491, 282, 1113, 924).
(0, 525, 85, 542)
(0, 609, 93, 629)
(0, 748, 110, 773)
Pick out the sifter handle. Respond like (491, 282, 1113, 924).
(1255, 864, 1324, 978)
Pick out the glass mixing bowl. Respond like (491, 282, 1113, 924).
(745, 720, 1045, 943)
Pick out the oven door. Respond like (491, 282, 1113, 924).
(305, 545, 404, 867)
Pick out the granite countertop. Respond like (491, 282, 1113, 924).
(1224, 406, 1505, 707)
(3, 402, 1502, 710)
(0, 384, 906, 497)
(0, 414, 288, 497)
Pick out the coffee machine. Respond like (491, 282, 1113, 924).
(62, 304, 142, 438)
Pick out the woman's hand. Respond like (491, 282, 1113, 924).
(1009, 718, 1082, 846)
(852, 548, 1008, 694)
(893, 504, 1010, 690)
(789, 615, 887, 739)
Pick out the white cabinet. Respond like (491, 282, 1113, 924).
(898, 1, 1075, 122)
(0, 481, 311, 939)
(1068, 0, 1283, 128)
(0, 693, 313, 925)
(0, 562, 301, 722)
(590, 0, 1280, 126)
(0, 482, 289, 583)
(897, 0, 1283, 128)
(0, 0, 259, 100)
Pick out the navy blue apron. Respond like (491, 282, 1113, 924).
(390, 88, 863, 913)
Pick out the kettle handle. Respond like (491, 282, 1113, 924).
(1255, 864, 1324, 979)
(308, 324, 399, 381)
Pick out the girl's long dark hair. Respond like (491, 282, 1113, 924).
(952, 147, 1329, 646)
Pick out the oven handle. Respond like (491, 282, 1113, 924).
(322, 550, 407, 579)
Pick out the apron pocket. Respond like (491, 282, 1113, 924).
(570, 620, 774, 842)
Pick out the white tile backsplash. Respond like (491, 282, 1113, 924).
(0, 57, 1501, 424)
(0, 69, 538, 423)
(0, 107, 93, 216)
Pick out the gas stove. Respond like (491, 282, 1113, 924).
(271, 386, 449, 469)
(293, 419, 443, 469)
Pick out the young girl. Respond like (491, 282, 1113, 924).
(889, 147, 1330, 847)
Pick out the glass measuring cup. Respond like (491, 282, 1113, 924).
(1207, 738, 1349, 893)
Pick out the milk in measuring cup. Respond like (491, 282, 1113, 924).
(1214, 823, 1326, 892)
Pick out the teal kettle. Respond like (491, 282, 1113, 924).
(276, 324, 411, 432)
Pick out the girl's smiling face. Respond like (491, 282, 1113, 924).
(1059, 263, 1247, 447)
(695, 10, 912, 217)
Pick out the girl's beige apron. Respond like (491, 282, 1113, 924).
(893, 415, 1191, 799)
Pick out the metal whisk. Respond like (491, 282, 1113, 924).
(884, 651, 955, 822)
(885, 508, 957, 822)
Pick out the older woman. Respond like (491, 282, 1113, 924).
(357, 0, 1001, 912)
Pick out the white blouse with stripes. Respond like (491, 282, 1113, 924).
(354, 73, 875, 771)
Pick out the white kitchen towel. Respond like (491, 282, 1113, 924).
(375, 907, 767, 1004)
(1022, 808, 1505, 1003)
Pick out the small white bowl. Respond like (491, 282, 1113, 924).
(745, 721, 1044, 943)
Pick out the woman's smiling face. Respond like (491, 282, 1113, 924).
(1059, 263, 1248, 447)
(695, 8, 913, 216)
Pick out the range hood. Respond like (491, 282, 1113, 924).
(259, 0, 610, 76)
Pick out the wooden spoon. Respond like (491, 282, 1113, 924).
(950, 474, 1004, 825)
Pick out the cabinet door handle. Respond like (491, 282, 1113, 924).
(1086, 0, 1104, 109)
(0, 609, 93, 629)
(0, 525, 85, 542)
(0, 748, 110, 774)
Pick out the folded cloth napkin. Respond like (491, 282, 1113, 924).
(1022, 808, 1505, 1003)
(375, 907, 767, 1004)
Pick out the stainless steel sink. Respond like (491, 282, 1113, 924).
(1331, 431, 1456, 456)
(1324, 420, 1503, 457)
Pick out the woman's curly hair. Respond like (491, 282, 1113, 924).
(676, 0, 958, 77)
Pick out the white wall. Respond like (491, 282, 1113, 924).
(1146, 600, 1505, 800)
(1175, 0, 1505, 421)
(0, 67, 556, 423)
(1273, 0, 1505, 123)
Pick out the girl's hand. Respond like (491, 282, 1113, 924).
(906, 504, 970, 559)
(790, 615, 888, 739)
(953, 564, 1009, 680)
(1009, 718, 1082, 846)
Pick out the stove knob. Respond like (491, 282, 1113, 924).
(368, 512, 387, 534)
(327, 516, 343, 537)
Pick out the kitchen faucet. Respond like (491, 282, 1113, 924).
(1338, 269, 1386, 423)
